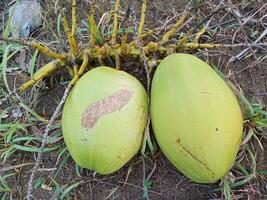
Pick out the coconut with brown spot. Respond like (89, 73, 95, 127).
(62, 67, 148, 174)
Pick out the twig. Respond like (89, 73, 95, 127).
(242, 3, 267, 25)
(229, 28, 267, 62)
(0, 89, 17, 106)
(130, 5, 154, 155)
(26, 82, 73, 200)
(227, 1, 258, 61)
(197, 2, 226, 27)
(130, 5, 149, 87)
(0, 163, 34, 172)
(146, 162, 156, 181)
(181, 42, 267, 49)
(223, 43, 267, 48)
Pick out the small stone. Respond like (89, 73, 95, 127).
(11, 108, 22, 118)
(8, 0, 43, 38)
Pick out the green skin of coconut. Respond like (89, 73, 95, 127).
(151, 53, 243, 183)
(62, 67, 148, 174)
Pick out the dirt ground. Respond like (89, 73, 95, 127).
(0, 0, 267, 199)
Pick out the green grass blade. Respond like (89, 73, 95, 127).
(12, 144, 59, 153)
(1, 45, 12, 93)
(29, 49, 39, 78)
(258, 171, 267, 175)
(57, 13, 62, 36)
(60, 181, 82, 200)
(19, 102, 48, 123)
(11, 136, 39, 143)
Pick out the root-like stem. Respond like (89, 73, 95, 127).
(193, 19, 212, 43)
(0, 38, 66, 60)
(16, 40, 267, 92)
(111, 0, 120, 45)
(88, 12, 97, 47)
(115, 53, 121, 70)
(31, 42, 67, 61)
(70, 52, 89, 84)
(19, 60, 64, 92)
(161, 14, 187, 44)
(62, 16, 78, 55)
(71, 0, 77, 37)
(138, 0, 147, 38)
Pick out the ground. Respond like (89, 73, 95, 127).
(0, 0, 266, 199)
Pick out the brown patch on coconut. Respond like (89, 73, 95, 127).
(81, 89, 132, 129)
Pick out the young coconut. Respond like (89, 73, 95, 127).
(62, 67, 148, 174)
(151, 53, 243, 183)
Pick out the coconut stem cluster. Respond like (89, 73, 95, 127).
(3, 0, 266, 92)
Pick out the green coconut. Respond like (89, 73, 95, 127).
(62, 67, 148, 174)
(151, 53, 243, 183)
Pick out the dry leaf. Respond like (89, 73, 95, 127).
(41, 184, 53, 191)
